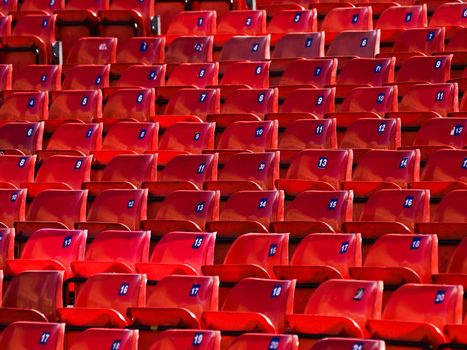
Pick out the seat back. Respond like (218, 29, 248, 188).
(101, 154, 157, 187)
(397, 55, 452, 84)
(150, 330, 221, 350)
(280, 88, 335, 117)
(399, 83, 458, 117)
(69, 328, 138, 350)
(279, 119, 337, 150)
(446, 236, 467, 273)
(167, 10, 216, 36)
(12, 64, 61, 91)
(340, 86, 398, 116)
(268, 9, 317, 35)
(421, 150, 467, 183)
(46, 123, 102, 154)
(67, 37, 117, 64)
(279, 58, 336, 87)
(219, 35, 270, 62)
(103, 88, 155, 122)
(321, 7, 373, 34)
(431, 190, 467, 223)
(164, 88, 220, 120)
(327, 30, 380, 58)
(413, 118, 467, 149)
(165, 36, 213, 64)
(376, 5, 428, 30)
(0, 121, 43, 155)
(166, 62, 218, 87)
(158, 122, 214, 153)
(116, 37, 165, 65)
(340, 118, 401, 149)
(102, 122, 158, 152)
(272, 32, 325, 59)
(35, 155, 92, 189)
(430, 3, 467, 27)
(216, 10, 266, 36)
(392, 27, 445, 54)
(217, 120, 278, 151)
(228, 334, 299, 350)
(0, 91, 48, 122)
(62, 65, 110, 90)
(116, 65, 166, 89)
(336, 57, 395, 86)
(0, 322, 65, 350)
(222, 88, 278, 117)
(311, 338, 385, 350)
(0, 155, 36, 187)
(220, 61, 270, 89)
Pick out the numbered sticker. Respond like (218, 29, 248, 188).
(194, 132, 201, 141)
(405, 12, 412, 22)
(39, 332, 50, 344)
(255, 127, 264, 137)
(140, 41, 148, 52)
(136, 93, 145, 104)
(10, 192, 17, 202)
(258, 93, 265, 103)
(377, 122, 386, 133)
(95, 76, 102, 85)
(190, 284, 201, 296)
(195, 202, 205, 213)
(340, 241, 350, 254)
(316, 95, 324, 106)
(271, 285, 282, 297)
(41, 74, 47, 82)
(119, 283, 129, 296)
(353, 288, 365, 301)
(255, 65, 262, 75)
(268, 243, 277, 257)
(328, 198, 338, 209)
(315, 124, 324, 135)
(305, 37, 313, 48)
(463, 8, 467, 18)
(138, 129, 147, 139)
(148, 70, 157, 80)
(374, 64, 382, 73)
(400, 157, 409, 168)
(317, 157, 328, 168)
(269, 337, 281, 350)
(193, 333, 204, 346)
(26, 127, 33, 137)
(75, 159, 83, 169)
(199, 93, 207, 102)
(192, 236, 204, 249)
(252, 43, 259, 52)
(436, 91, 444, 101)
(461, 157, 467, 169)
(404, 196, 414, 208)
(197, 163, 206, 174)
(258, 161, 266, 171)
(258, 198, 268, 209)
(434, 290, 445, 304)
(198, 68, 206, 78)
(245, 17, 252, 26)
(427, 31, 435, 41)
(197, 17, 204, 26)
(42, 19, 48, 27)
(352, 14, 359, 23)
(410, 236, 421, 250)
(294, 12, 302, 23)
(352, 343, 364, 350)
(360, 38, 368, 47)
(111, 340, 121, 350)
(128, 200, 135, 208)
(28, 98, 35, 108)
(18, 157, 26, 168)
(376, 93, 385, 104)
(314, 67, 322, 76)
(434, 59, 442, 69)
(85, 128, 93, 139)
(63, 236, 73, 248)
(194, 43, 203, 52)
(81, 96, 89, 106)
(450, 125, 463, 136)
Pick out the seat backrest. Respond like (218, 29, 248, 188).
(272, 32, 325, 59)
(102, 122, 158, 152)
(158, 154, 218, 188)
(397, 55, 452, 84)
(321, 7, 373, 33)
(336, 57, 395, 86)
(376, 5, 428, 30)
(145, 275, 219, 318)
(340, 118, 401, 149)
(65, 0, 108, 11)
(164, 88, 220, 120)
(222, 88, 278, 117)
(284, 190, 354, 232)
(116, 65, 166, 89)
(155, 190, 219, 228)
(75, 273, 146, 314)
(0, 189, 25, 227)
(0, 121, 43, 155)
(280, 88, 335, 117)
(442, 27, 467, 51)
(3, 271, 64, 321)
(220, 61, 270, 89)
(101, 154, 157, 187)
(0, 228, 15, 268)
(311, 338, 385, 350)
(228, 334, 299, 350)
(12, 64, 61, 91)
(268, 9, 317, 34)
(0, 155, 36, 187)
(46, 123, 102, 154)
(217, 120, 278, 151)
(165, 36, 213, 64)
(20, 0, 64, 13)
(413, 118, 467, 148)
(66, 37, 117, 65)
(216, 10, 266, 36)
(399, 83, 458, 117)
(0, 91, 48, 122)
(62, 65, 110, 90)
(219, 35, 270, 62)
(340, 86, 398, 116)
(359, 189, 430, 229)
(365, 233, 438, 282)
(86, 189, 147, 230)
(35, 155, 92, 189)
(219, 152, 280, 190)
(351, 149, 420, 186)
(429, 2, 467, 27)
(305, 279, 383, 329)
(382, 283, 463, 327)
(21, 229, 87, 276)
(167, 10, 216, 36)
(85, 230, 150, 265)
(446, 236, 467, 273)
(116, 37, 165, 65)
(224, 233, 289, 276)
(421, 149, 467, 183)
(102, 88, 155, 122)
(13, 14, 56, 45)
(158, 122, 214, 153)
(291, 233, 362, 278)
(279, 119, 337, 150)
(69, 328, 138, 350)
(150, 330, 221, 350)
(166, 62, 218, 87)
(0, 322, 65, 350)
(431, 190, 467, 223)
(150, 231, 216, 274)
(222, 278, 295, 333)
(279, 58, 336, 87)
(26, 190, 88, 228)
(285, 149, 353, 190)
(327, 30, 380, 58)
(392, 27, 445, 54)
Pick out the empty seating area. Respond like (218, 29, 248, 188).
(0, 0, 466, 349)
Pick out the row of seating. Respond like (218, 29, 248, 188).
(0, 271, 464, 349)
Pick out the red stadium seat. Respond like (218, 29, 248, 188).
(367, 283, 463, 349)
(71, 230, 150, 277)
(376, 5, 428, 42)
(69, 328, 138, 350)
(58, 273, 146, 328)
(0, 0, 17, 14)
(166, 10, 216, 43)
(0, 189, 26, 227)
(271, 190, 354, 236)
(115, 37, 165, 65)
(0, 322, 65, 350)
(215, 10, 267, 45)
(311, 338, 385, 350)
(0, 63, 12, 90)
(116, 65, 166, 89)
(433, 236, 467, 288)
(12, 64, 61, 91)
(326, 30, 380, 61)
(0, 228, 15, 268)
(5, 228, 86, 278)
(61, 64, 110, 90)
(19, 0, 64, 14)
(135, 231, 216, 279)
(278, 118, 337, 151)
(0, 155, 36, 188)
(0, 91, 48, 122)
(164, 62, 219, 89)
(218, 61, 270, 97)
(66, 37, 117, 64)
(227, 333, 299, 350)
(429, 2, 467, 37)
(321, 7, 373, 44)
(0, 121, 43, 155)
(267, 9, 318, 45)
(218, 35, 270, 71)
(153, 0, 187, 34)
(165, 36, 213, 64)
(149, 329, 220, 350)
(158, 122, 215, 155)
